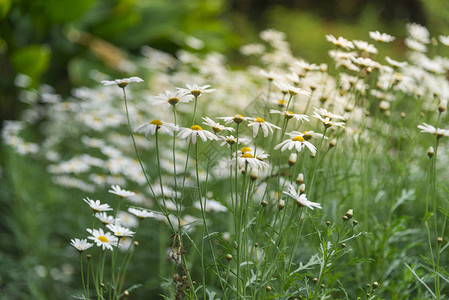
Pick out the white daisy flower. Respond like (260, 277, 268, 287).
(314, 115, 346, 129)
(177, 125, 217, 144)
(385, 57, 408, 68)
(128, 207, 154, 219)
(202, 117, 235, 133)
(313, 107, 346, 121)
(134, 119, 178, 138)
(353, 40, 378, 54)
(218, 135, 251, 148)
(70, 238, 93, 252)
(101, 77, 143, 88)
(406, 22, 430, 44)
(248, 117, 281, 138)
(95, 212, 115, 225)
(177, 84, 215, 97)
(87, 228, 118, 251)
(274, 82, 311, 97)
(405, 38, 427, 52)
(283, 185, 322, 210)
(274, 135, 317, 154)
(83, 197, 113, 212)
(231, 148, 269, 170)
(218, 114, 250, 124)
(150, 90, 194, 106)
(194, 199, 227, 212)
(106, 224, 135, 238)
(369, 31, 395, 43)
(325, 34, 354, 50)
(269, 109, 310, 122)
(108, 185, 136, 198)
(288, 130, 328, 141)
(417, 123, 449, 137)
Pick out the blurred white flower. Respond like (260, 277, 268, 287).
(369, 31, 395, 43)
(83, 197, 113, 212)
(101, 77, 143, 88)
(248, 117, 280, 137)
(70, 238, 93, 252)
(134, 119, 178, 138)
(177, 125, 217, 144)
(108, 185, 136, 198)
(283, 185, 322, 210)
(87, 228, 118, 251)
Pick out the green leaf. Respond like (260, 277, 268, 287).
(11, 44, 51, 87)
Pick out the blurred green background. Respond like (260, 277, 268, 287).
(1, 0, 449, 298)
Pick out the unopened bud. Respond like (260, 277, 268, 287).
(296, 173, 304, 184)
(437, 237, 443, 243)
(352, 220, 358, 226)
(341, 243, 346, 248)
(100, 283, 105, 288)
(254, 242, 259, 247)
(288, 153, 297, 166)
(250, 169, 259, 181)
(343, 215, 349, 221)
(379, 101, 389, 112)
(326, 221, 331, 226)
(329, 139, 337, 148)
(312, 277, 318, 283)
(299, 183, 306, 194)
(400, 112, 406, 118)
(384, 110, 391, 118)
(266, 285, 272, 291)
(428, 147, 434, 158)
(420, 112, 425, 118)
(365, 111, 370, 116)
(438, 99, 447, 112)
(124, 290, 130, 296)
(86, 254, 92, 260)
(226, 254, 233, 261)
(320, 284, 325, 289)
(278, 200, 285, 210)
(373, 281, 379, 288)
(345, 209, 353, 219)
(261, 200, 268, 207)
(133, 241, 139, 246)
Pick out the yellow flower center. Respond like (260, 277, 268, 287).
(284, 111, 294, 119)
(240, 147, 252, 153)
(150, 119, 163, 126)
(277, 100, 286, 106)
(116, 232, 122, 235)
(226, 138, 235, 145)
(168, 97, 179, 105)
(118, 81, 128, 88)
(256, 117, 265, 123)
(233, 114, 244, 123)
(190, 125, 203, 131)
(191, 90, 201, 97)
(98, 236, 109, 243)
(212, 126, 221, 133)
(302, 131, 313, 140)
(241, 153, 254, 158)
(293, 136, 305, 142)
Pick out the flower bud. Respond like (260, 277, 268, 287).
(86, 254, 92, 260)
(326, 221, 331, 226)
(428, 146, 434, 158)
(438, 99, 447, 112)
(288, 153, 297, 166)
(373, 281, 379, 288)
(400, 112, 406, 118)
(299, 183, 306, 194)
(266, 285, 272, 291)
(296, 173, 304, 184)
(124, 290, 130, 296)
(250, 169, 259, 181)
(352, 220, 358, 226)
(365, 111, 370, 116)
(133, 241, 139, 246)
(226, 254, 233, 261)
(261, 200, 268, 207)
(343, 215, 349, 221)
(329, 139, 337, 148)
(437, 237, 443, 243)
(345, 209, 354, 219)
(341, 243, 346, 248)
(278, 200, 285, 210)
(312, 277, 318, 283)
